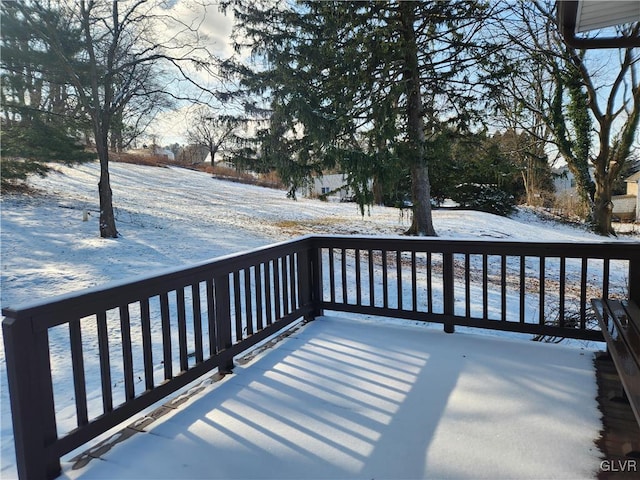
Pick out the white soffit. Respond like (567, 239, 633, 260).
(575, 0, 640, 33)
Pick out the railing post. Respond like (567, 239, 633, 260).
(297, 246, 316, 321)
(3, 315, 60, 480)
(214, 273, 234, 373)
(443, 252, 455, 333)
(311, 242, 324, 318)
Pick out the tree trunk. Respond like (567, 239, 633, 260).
(399, 1, 436, 237)
(409, 163, 436, 235)
(373, 177, 384, 206)
(592, 173, 614, 236)
(96, 138, 118, 238)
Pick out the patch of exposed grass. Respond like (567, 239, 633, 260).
(274, 220, 301, 229)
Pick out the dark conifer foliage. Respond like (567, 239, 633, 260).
(1, 2, 92, 188)
(222, 0, 496, 236)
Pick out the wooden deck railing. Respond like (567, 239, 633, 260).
(3, 235, 639, 479)
(313, 236, 639, 341)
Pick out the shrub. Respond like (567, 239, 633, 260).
(450, 183, 516, 216)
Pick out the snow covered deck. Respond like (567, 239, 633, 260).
(61, 316, 601, 480)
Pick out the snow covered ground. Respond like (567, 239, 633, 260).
(60, 315, 601, 480)
(1, 161, 637, 479)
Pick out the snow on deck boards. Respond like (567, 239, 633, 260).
(60, 316, 601, 480)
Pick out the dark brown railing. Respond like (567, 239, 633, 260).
(313, 236, 639, 340)
(3, 235, 639, 479)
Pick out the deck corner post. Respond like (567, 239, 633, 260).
(214, 274, 234, 373)
(307, 240, 323, 320)
(443, 251, 455, 334)
(297, 243, 317, 322)
(2, 313, 61, 480)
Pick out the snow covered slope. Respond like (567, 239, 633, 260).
(2, 160, 628, 310)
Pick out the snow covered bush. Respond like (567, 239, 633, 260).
(451, 183, 516, 216)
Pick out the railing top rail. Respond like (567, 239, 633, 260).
(307, 234, 640, 257)
(1, 235, 315, 325)
(3, 234, 638, 326)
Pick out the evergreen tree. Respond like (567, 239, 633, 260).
(223, 0, 494, 236)
(1, 2, 91, 188)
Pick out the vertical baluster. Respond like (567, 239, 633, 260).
(559, 257, 566, 329)
(315, 247, 324, 313)
(382, 250, 389, 309)
(368, 250, 375, 307)
(255, 264, 264, 330)
(580, 257, 588, 329)
(427, 252, 433, 313)
(328, 248, 336, 304)
(274, 258, 282, 319)
(341, 249, 348, 305)
(192, 283, 204, 363)
(177, 288, 189, 372)
(69, 318, 88, 426)
(244, 268, 253, 335)
(206, 279, 216, 356)
(482, 255, 488, 319)
(501, 255, 507, 322)
(519, 256, 526, 324)
(539, 257, 546, 325)
(233, 272, 243, 341)
(96, 311, 112, 412)
(443, 252, 455, 333)
(397, 250, 403, 310)
(282, 257, 290, 314)
(465, 254, 471, 318)
(630, 253, 640, 306)
(140, 299, 154, 390)
(120, 305, 135, 400)
(265, 261, 273, 325)
(603, 258, 610, 299)
(411, 251, 417, 312)
(159, 293, 172, 380)
(355, 249, 362, 306)
(289, 252, 300, 311)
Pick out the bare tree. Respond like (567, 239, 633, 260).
(488, 1, 640, 235)
(17, 0, 218, 237)
(187, 106, 246, 166)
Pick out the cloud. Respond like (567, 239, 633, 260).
(146, 1, 240, 145)
(162, 1, 235, 59)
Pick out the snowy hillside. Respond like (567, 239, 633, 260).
(2, 160, 632, 311)
(0, 160, 637, 478)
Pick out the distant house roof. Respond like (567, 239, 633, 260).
(625, 171, 640, 183)
(557, 0, 640, 48)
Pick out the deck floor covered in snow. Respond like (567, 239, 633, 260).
(61, 316, 601, 480)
